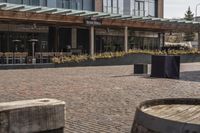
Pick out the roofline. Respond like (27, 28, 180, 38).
(0, 3, 198, 32)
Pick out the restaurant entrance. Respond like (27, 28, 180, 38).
(77, 29, 90, 54)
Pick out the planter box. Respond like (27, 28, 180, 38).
(55, 54, 200, 68)
(1, 54, 200, 70)
(55, 54, 152, 67)
(151, 55, 180, 79)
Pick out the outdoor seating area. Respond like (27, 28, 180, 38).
(0, 52, 74, 64)
(0, 52, 28, 64)
(35, 52, 73, 63)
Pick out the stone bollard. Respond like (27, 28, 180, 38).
(0, 98, 65, 133)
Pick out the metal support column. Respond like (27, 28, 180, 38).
(198, 32, 200, 51)
(124, 26, 128, 53)
(159, 32, 165, 49)
(162, 33, 165, 48)
(72, 28, 77, 49)
(90, 26, 95, 56)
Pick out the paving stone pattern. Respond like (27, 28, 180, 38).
(0, 63, 200, 133)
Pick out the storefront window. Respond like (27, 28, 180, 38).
(128, 31, 159, 50)
(129, 36, 159, 50)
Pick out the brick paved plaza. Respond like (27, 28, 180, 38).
(0, 63, 200, 133)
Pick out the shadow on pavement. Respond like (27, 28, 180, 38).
(111, 74, 134, 78)
(111, 74, 150, 78)
(180, 71, 200, 83)
(112, 71, 200, 83)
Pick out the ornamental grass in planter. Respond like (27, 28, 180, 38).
(51, 49, 200, 64)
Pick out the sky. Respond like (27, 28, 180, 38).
(164, 0, 200, 18)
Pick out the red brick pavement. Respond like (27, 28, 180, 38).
(0, 64, 199, 132)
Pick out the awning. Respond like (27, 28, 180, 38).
(0, 3, 199, 32)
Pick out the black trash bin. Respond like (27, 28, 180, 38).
(134, 64, 148, 74)
(151, 55, 180, 79)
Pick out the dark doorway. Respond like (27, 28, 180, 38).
(95, 35, 124, 53)
(0, 32, 8, 52)
(96, 36, 104, 53)
(59, 28, 71, 52)
(77, 29, 89, 54)
(48, 27, 57, 52)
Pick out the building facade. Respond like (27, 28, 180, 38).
(103, 0, 163, 17)
(0, 0, 165, 64)
(0, 0, 163, 17)
(99, 0, 164, 53)
(0, 0, 95, 10)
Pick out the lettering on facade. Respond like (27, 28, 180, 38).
(17, 24, 48, 32)
(84, 17, 102, 26)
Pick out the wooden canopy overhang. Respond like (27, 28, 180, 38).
(0, 3, 199, 33)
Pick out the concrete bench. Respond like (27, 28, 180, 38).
(0, 98, 65, 133)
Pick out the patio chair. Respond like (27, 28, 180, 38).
(54, 52, 61, 57)
(35, 52, 42, 63)
(21, 52, 28, 64)
(4, 52, 14, 64)
(14, 52, 21, 64)
(41, 52, 54, 63)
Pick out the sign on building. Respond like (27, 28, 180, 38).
(84, 17, 102, 26)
